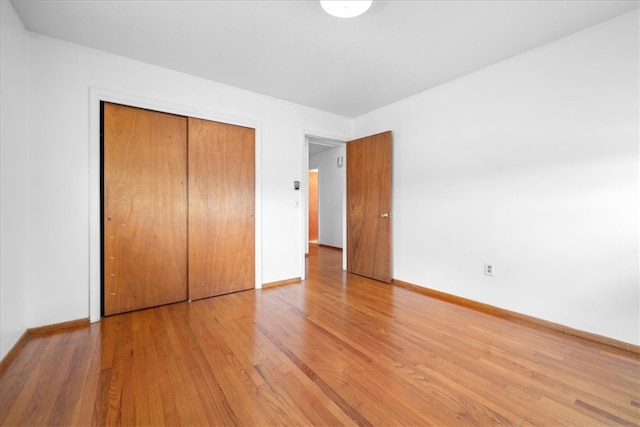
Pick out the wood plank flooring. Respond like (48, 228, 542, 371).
(1, 245, 639, 426)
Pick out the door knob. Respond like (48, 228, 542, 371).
(380, 213, 390, 218)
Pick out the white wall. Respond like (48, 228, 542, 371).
(354, 11, 639, 345)
(310, 145, 346, 248)
(24, 33, 351, 328)
(0, 0, 29, 360)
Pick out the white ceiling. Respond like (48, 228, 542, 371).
(10, 0, 639, 118)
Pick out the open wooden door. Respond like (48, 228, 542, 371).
(188, 118, 255, 300)
(346, 131, 392, 283)
(103, 103, 188, 315)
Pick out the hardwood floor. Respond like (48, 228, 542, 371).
(1, 245, 639, 426)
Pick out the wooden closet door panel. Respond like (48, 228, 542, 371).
(103, 103, 188, 315)
(188, 118, 255, 300)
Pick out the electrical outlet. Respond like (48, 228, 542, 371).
(484, 263, 494, 277)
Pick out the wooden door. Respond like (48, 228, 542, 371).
(346, 131, 392, 283)
(309, 170, 319, 243)
(188, 118, 255, 300)
(103, 103, 188, 315)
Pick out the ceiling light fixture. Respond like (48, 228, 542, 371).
(320, 0, 372, 18)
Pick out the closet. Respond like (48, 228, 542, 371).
(102, 103, 255, 316)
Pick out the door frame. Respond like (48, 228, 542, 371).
(89, 88, 262, 323)
(300, 131, 348, 279)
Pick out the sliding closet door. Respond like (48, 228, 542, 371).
(103, 103, 188, 315)
(188, 118, 255, 300)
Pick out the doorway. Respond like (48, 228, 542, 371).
(301, 131, 393, 284)
(303, 135, 346, 279)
